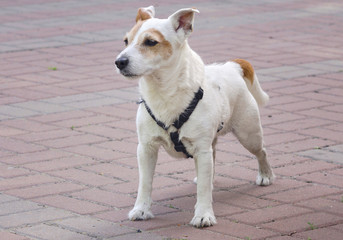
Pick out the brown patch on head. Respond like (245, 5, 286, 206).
(125, 21, 144, 45)
(138, 28, 173, 60)
(233, 59, 255, 84)
(124, 7, 155, 46)
(136, 8, 153, 22)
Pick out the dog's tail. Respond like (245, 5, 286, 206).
(234, 59, 269, 107)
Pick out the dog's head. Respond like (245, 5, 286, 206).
(115, 6, 199, 78)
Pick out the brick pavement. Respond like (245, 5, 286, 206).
(0, 0, 343, 239)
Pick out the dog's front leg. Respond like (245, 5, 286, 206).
(191, 150, 217, 227)
(129, 142, 158, 221)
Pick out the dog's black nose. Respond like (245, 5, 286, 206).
(115, 57, 129, 70)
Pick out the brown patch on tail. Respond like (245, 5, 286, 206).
(233, 59, 254, 84)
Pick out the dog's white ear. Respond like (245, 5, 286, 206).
(136, 6, 155, 22)
(168, 8, 199, 39)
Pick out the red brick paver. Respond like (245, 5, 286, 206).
(0, 0, 343, 239)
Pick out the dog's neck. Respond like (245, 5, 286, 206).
(139, 42, 205, 126)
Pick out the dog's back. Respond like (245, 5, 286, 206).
(205, 59, 269, 109)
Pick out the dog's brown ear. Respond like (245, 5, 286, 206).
(168, 8, 199, 38)
(136, 6, 155, 22)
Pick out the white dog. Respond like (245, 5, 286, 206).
(115, 6, 275, 228)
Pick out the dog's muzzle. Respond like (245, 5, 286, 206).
(115, 56, 129, 70)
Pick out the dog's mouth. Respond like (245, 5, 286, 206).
(120, 70, 140, 79)
(119, 68, 154, 79)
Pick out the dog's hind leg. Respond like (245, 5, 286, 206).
(128, 142, 158, 221)
(231, 96, 275, 186)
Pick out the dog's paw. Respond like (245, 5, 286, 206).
(128, 207, 154, 221)
(190, 212, 217, 228)
(256, 171, 275, 186)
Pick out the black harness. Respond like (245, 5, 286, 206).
(140, 87, 204, 158)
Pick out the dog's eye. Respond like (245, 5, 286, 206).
(124, 38, 128, 46)
(144, 39, 158, 47)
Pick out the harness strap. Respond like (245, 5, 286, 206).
(140, 100, 169, 131)
(170, 131, 193, 158)
(173, 87, 203, 129)
(140, 87, 203, 158)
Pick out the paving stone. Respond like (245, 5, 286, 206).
(0, 125, 27, 136)
(296, 197, 343, 217)
(268, 117, 333, 132)
(274, 160, 338, 177)
(299, 127, 343, 142)
(22, 155, 95, 172)
(0, 193, 19, 204)
(122, 211, 194, 231)
(269, 138, 335, 153)
(0, 174, 58, 191)
(63, 144, 133, 160)
(0, 199, 43, 216)
(261, 212, 342, 235)
(229, 204, 311, 225)
(4, 182, 86, 199)
(298, 108, 343, 121)
(2, 118, 58, 132)
(214, 190, 280, 210)
(0, 149, 73, 165)
(81, 162, 138, 181)
(12, 101, 74, 114)
(1, 1, 343, 239)
(37, 134, 107, 148)
(294, 227, 343, 240)
(264, 184, 342, 203)
(107, 232, 165, 240)
(155, 225, 239, 240)
(151, 183, 197, 202)
(298, 148, 343, 164)
(94, 208, 131, 223)
(232, 178, 307, 197)
(0, 231, 30, 240)
(70, 188, 135, 208)
(54, 215, 134, 238)
(17, 223, 95, 240)
(33, 195, 109, 215)
(0, 207, 74, 228)
(297, 170, 343, 188)
(13, 128, 83, 142)
(49, 168, 121, 187)
(0, 164, 32, 178)
(0, 136, 46, 154)
(210, 218, 276, 240)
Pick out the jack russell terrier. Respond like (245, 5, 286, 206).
(115, 6, 275, 228)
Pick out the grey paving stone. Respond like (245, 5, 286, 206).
(53, 215, 134, 238)
(297, 148, 343, 164)
(0, 207, 74, 228)
(12, 101, 74, 114)
(0, 105, 40, 118)
(64, 97, 126, 109)
(17, 223, 95, 240)
(42, 93, 102, 105)
(0, 200, 43, 216)
(107, 232, 165, 240)
(327, 144, 343, 153)
(0, 193, 19, 204)
(99, 89, 139, 102)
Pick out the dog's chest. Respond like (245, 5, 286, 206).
(153, 128, 192, 159)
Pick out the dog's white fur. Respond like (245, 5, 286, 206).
(115, 6, 275, 228)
